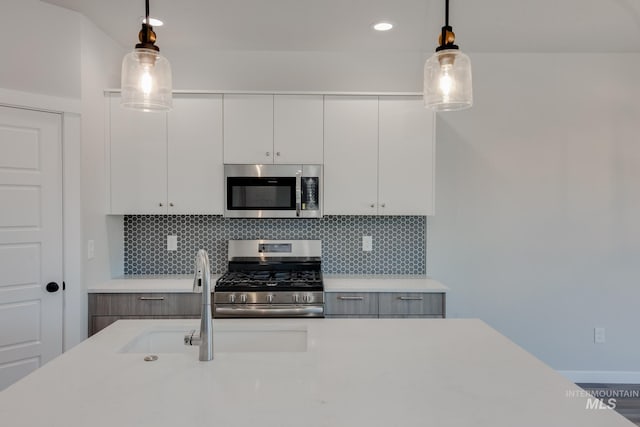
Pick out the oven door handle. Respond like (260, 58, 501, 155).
(295, 169, 302, 217)
(215, 305, 323, 317)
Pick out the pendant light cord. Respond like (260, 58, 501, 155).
(437, 0, 457, 51)
(144, 0, 151, 46)
(440, 0, 450, 49)
(445, 0, 449, 27)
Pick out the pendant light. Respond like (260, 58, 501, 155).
(424, 0, 472, 111)
(121, 0, 172, 111)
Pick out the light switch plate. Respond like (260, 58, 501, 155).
(594, 327, 606, 344)
(167, 235, 178, 251)
(362, 236, 373, 252)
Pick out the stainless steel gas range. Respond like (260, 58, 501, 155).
(213, 240, 324, 318)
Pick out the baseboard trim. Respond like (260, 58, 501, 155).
(559, 370, 640, 384)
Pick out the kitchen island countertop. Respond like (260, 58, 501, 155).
(0, 318, 631, 427)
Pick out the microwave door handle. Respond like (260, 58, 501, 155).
(295, 170, 302, 217)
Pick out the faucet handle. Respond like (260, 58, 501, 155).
(193, 260, 203, 293)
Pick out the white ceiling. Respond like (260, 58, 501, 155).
(42, 0, 640, 53)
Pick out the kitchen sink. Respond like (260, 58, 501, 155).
(119, 327, 308, 354)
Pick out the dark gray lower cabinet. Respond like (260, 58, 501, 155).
(324, 292, 379, 318)
(325, 292, 445, 318)
(88, 293, 201, 336)
(378, 292, 444, 318)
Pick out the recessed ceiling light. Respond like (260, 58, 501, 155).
(373, 22, 393, 31)
(141, 17, 164, 26)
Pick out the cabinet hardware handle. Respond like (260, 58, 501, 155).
(266, 151, 271, 157)
(169, 202, 174, 207)
(158, 203, 163, 207)
(381, 203, 386, 208)
(398, 296, 423, 301)
(138, 297, 165, 301)
(338, 296, 364, 301)
(370, 204, 375, 208)
(276, 151, 281, 156)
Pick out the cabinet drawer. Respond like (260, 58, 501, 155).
(378, 293, 444, 317)
(89, 293, 201, 316)
(325, 292, 379, 317)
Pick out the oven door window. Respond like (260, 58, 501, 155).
(227, 177, 296, 210)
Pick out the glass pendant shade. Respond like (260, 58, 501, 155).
(121, 48, 172, 111)
(424, 49, 472, 111)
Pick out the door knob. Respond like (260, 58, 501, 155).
(46, 282, 60, 293)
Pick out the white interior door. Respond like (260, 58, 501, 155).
(0, 106, 63, 391)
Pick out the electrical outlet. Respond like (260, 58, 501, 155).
(362, 236, 373, 252)
(594, 327, 606, 344)
(167, 235, 178, 251)
(87, 240, 95, 260)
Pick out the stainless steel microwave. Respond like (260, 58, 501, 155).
(224, 164, 322, 218)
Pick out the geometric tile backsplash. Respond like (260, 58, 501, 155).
(124, 215, 426, 275)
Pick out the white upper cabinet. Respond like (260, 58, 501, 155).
(378, 97, 435, 215)
(223, 94, 274, 164)
(323, 95, 435, 216)
(273, 95, 323, 164)
(167, 94, 223, 214)
(223, 94, 324, 164)
(109, 95, 167, 214)
(324, 96, 379, 215)
(108, 92, 432, 216)
(108, 93, 224, 214)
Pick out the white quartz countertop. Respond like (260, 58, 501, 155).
(88, 275, 447, 293)
(88, 275, 222, 293)
(0, 318, 632, 427)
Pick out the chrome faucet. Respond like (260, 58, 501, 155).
(184, 249, 213, 361)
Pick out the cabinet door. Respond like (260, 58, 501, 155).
(378, 97, 435, 215)
(223, 94, 274, 164)
(378, 292, 444, 318)
(324, 96, 379, 215)
(109, 94, 167, 214)
(325, 292, 379, 318)
(168, 94, 224, 214)
(273, 95, 323, 164)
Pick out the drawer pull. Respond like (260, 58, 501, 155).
(338, 296, 365, 301)
(398, 296, 423, 301)
(138, 297, 165, 301)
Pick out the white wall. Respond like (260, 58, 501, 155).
(0, 0, 81, 98)
(429, 53, 640, 377)
(80, 17, 126, 338)
(166, 48, 424, 92)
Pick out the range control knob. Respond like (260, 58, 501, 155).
(304, 294, 313, 303)
(292, 294, 300, 303)
(266, 294, 274, 303)
(228, 294, 236, 303)
(239, 294, 248, 303)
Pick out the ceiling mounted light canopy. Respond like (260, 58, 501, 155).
(121, 0, 172, 112)
(423, 0, 472, 111)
